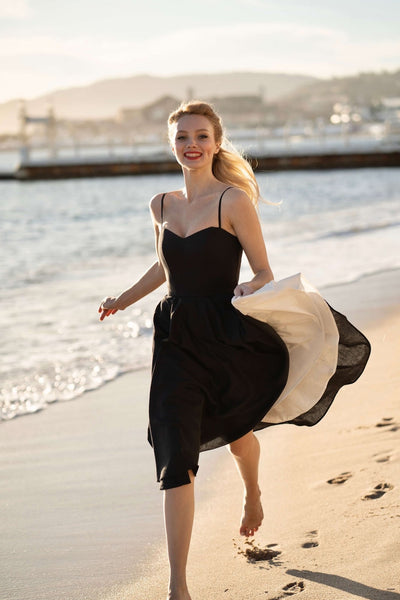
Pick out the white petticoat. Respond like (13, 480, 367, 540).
(232, 273, 339, 424)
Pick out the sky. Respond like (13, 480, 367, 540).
(0, 0, 399, 104)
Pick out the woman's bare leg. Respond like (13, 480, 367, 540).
(163, 470, 195, 600)
(228, 432, 264, 536)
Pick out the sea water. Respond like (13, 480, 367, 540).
(1, 168, 400, 421)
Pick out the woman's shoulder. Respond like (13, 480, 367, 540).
(149, 193, 163, 222)
(221, 186, 253, 210)
(149, 190, 182, 222)
(149, 189, 182, 206)
(149, 192, 164, 207)
(220, 187, 259, 229)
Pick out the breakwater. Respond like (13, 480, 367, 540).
(1, 149, 400, 180)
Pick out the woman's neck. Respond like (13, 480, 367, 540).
(181, 168, 221, 202)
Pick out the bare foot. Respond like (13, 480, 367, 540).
(240, 487, 264, 536)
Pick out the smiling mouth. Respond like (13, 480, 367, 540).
(184, 152, 202, 159)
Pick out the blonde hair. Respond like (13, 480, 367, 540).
(168, 100, 261, 207)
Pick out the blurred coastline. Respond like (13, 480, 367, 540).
(1, 68, 400, 178)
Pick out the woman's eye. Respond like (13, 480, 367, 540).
(199, 135, 208, 139)
(176, 136, 186, 140)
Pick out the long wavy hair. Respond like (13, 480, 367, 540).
(168, 100, 261, 207)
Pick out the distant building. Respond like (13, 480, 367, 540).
(380, 97, 400, 136)
(117, 95, 181, 140)
(209, 95, 264, 114)
(381, 97, 400, 110)
(208, 95, 266, 128)
(116, 106, 142, 127)
(379, 97, 400, 120)
(118, 96, 180, 126)
(142, 95, 181, 124)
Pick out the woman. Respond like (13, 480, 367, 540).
(99, 101, 370, 600)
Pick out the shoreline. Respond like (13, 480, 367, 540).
(320, 266, 400, 327)
(1, 268, 399, 600)
(2, 265, 399, 426)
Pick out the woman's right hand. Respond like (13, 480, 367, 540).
(98, 296, 121, 321)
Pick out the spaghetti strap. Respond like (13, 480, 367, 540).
(218, 187, 234, 228)
(160, 193, 166, 223)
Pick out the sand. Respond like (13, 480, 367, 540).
(1, 269, 399, 600)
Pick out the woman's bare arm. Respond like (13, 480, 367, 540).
(98, 194, 166, 320)
(226, 189, 274, 296)
(103, 259, 165, 309)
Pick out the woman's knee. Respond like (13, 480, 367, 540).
(228, 431, 256, 458)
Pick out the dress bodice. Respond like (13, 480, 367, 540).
(158, 188, 243, 297)
(160, 226, 242, 296)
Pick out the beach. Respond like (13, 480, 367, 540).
(1, 268, 399, 600)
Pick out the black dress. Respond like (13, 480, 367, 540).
(147, 188, 370, 490)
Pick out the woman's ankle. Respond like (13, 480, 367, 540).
(245, 484, 261, 499)
(168, 581, 190, 600)
(168, 578, 189, 594)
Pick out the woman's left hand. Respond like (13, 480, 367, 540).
(233, 283, 254, 297)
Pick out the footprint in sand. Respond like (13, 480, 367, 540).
(234, 539, 282, 563)
(327, 472, 352, 485)
(362, 482, 394, 500)
(375, 417, 400, 432)
(282, 580, 305, 595)
(373, 451, 394, 463)
(375, 417, 394, 427)
(269, 580, 305, 599)
(301, 530, 319, 548)
(243, 539, 281, 562)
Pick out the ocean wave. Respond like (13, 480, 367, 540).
(316, 221, 400, 240)
(0, 340, 152, 422)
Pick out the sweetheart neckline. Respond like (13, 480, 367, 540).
(163, 226, 238, 241)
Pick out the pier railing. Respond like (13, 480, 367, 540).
(1, 132, 400, 180)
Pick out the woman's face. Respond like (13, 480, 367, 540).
(170, 114, 220, 169)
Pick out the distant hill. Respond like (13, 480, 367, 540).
(278, 69, 400, 118)
(300, 69, 400, 104)
(0, 72, 317, 134)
